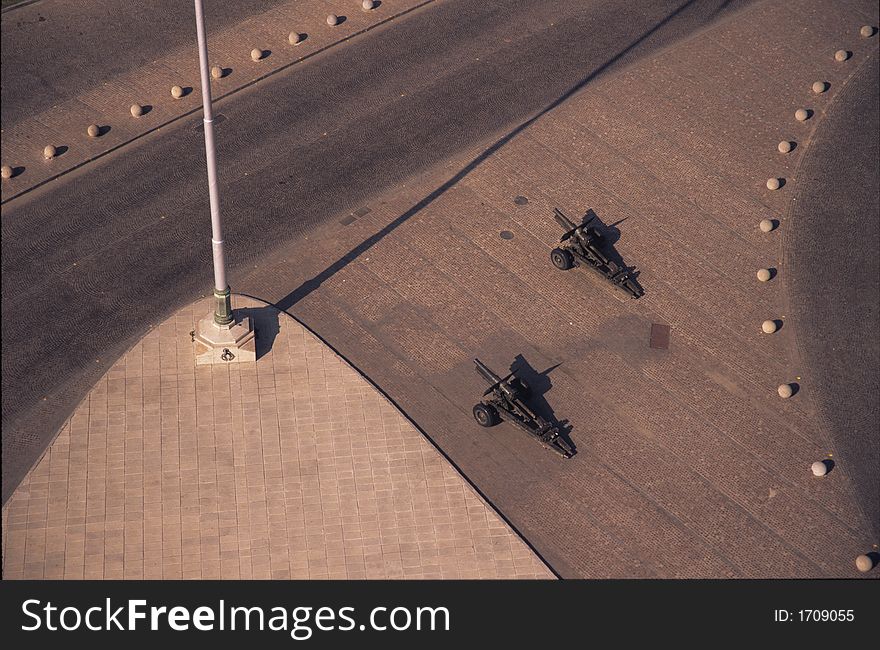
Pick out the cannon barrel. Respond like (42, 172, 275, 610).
(554, 208, 577, 232)
(475, 358, 531, 408)
(474, 358, 502, 385)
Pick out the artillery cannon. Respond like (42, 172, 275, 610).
(472, 358, 574, 458)
(550, 208, 643, 299)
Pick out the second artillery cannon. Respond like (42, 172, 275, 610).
(472, 358, 574, 459)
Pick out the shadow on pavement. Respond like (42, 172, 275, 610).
(511, 354, 576, 454)
(579, 208, 644, 296)
(237, 304, 280, 361)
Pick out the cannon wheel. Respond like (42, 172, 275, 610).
(550, 247, 574, 270)
(473, 403, 500, 427)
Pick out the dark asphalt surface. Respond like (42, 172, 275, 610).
(1, 0, 755, 504)
(785, 56, 879, 539)
(0, 0, 298, 129)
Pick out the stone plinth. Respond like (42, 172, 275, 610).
(194, 313, 256, 365)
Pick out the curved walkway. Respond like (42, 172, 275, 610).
(785, 55, 879, 538)
(1, 297, 552, 579)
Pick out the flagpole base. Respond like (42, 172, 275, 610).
(194, 305, 256, 365)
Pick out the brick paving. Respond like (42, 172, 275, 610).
(1, 297, 553, 579)
(239, 0, 880, 577)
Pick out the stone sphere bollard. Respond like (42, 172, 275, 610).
(777, 383, 793, 399)
(860, 25, 876, 38)
(327, 14, 339, 26)
(811, 461, 828, 477)
(834, 49, 850, 62)
(362, 0, 376, 10)
(251, 48, 263, 61)
(171, 85, 184, 99)
(756, 268, 772, 282)
(762, 320, 777, 334)
(778, 140, 792, 153)
(130, 103, 143, 117)
(1, 164, 13, 179)
(289, 32, 303, 45)
(855, 554, 875, 572)
(795, 108, 810, 121)
(87, 124, 100, 137)
(211, 65, 223, 79)
(766, 178, 781, 190)
(812, 81, 828, 94)
(43, 145, 57, 159)
(759, 219, 775, 233)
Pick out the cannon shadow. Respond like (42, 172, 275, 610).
(510, 355, 576, 456)
(583, 208, 644, 296)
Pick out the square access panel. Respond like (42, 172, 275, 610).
(650, 323, 670, 350)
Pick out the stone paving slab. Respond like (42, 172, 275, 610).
(1, 297, 553, 580)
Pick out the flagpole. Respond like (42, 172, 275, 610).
(194, 0, 232, 327)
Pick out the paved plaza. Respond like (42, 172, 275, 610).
(2, 0, 877, 580)
(2, 297, 552, 579)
